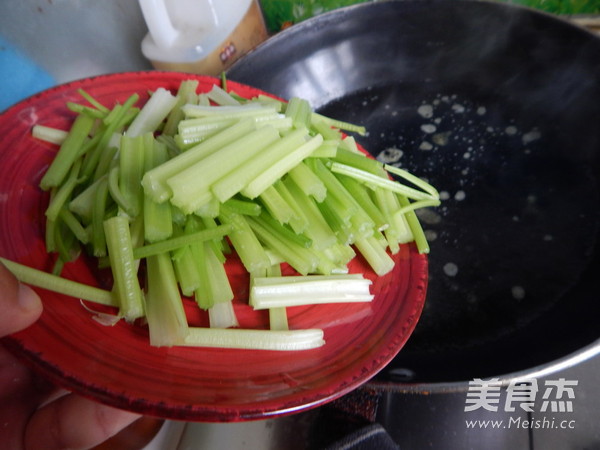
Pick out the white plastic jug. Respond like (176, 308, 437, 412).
(139, 0, 267, 75)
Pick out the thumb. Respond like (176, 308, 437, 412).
(0, 261, 43, 337)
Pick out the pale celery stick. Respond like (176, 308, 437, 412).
(288, 161, 327, 202)
(145, 252, 189, 347)
(211, 128, 307, 203)
(142, 119, 256, 203)
(354, 234, 395, 276)
(206, 84, 241, 106)
(103, 216, 144, 322)
(250, 274, 373, 309)
(126, 87, 178, 137)
(181, 327, 325, 351)
(330, 162, 436, 201)
(241, 134, 323, 199)
(168, 126, 280, 214)
(208, 300, 239, 329)
(32, 125, 68, 145)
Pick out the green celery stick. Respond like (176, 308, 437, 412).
(168, 126, 281, 214)
(0, 257, 115, 306)
(103, 215, 144, 322)
(145, 252, 189, 347)
(132, 224, 233, 260)
(39, 113, 95, 190)
(211, 128, 307, 203)
(143, 139, 173, 243)
(142, 119, 256, 203)
(218, 205, 271, 274)
(241, 134, 323, 199)
(119, 134, 145, 218)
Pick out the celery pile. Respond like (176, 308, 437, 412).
(7, 79, 439, 351)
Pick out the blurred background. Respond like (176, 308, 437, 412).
(1, 0, 599, 111)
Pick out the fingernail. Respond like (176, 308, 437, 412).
(18, 282, 42, 312)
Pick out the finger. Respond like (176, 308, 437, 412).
(25, 393, 141, 450)
(0, 262, 43, 337)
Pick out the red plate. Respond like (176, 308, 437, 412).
(0, 72, 427, 421)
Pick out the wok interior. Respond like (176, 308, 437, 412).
(228, 0, 600, 383)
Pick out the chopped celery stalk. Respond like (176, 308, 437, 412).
(250, 274, 373, 309)
(194, 196, 220, 218)
(283, 177, 337, 251)
(32, 125, 68, 145)
(311, 120, 343, 141)
(241, 134, 324, 199)
(210, 128, 307, 203)
(206, 84, 241, 106)
(176, 118, 236, 147)
(181, 102, 274, 118)
(32, 81, 441, 352)
(45, 159, 82, 222)
(288, 161, 327, 202)
(59, 208, 89, 244)
(163, 79, 200, 136)
(256, 212, 313, 248)
(143, 139, 173, 242)
(307, 158, 361, 216)
(126, 87, 178, 137)
(330, 162, 436, 201)
(103, 216, 144, 322)
(131, 224, 233, 260)
(394, 198, 442, 217)
(39, 113, 94, 190)
(337, 175, 388, 231)
(91, 176, 110, 257)
(142, 119, 256, 203)
(168, 126, 280, 213)
(67, 102, 107, 119)
(384, 164, 440, 199)
(333, 147, 383, 174)
(118, 134, 145, 218)
(269, 307, 289, 331)
(399, 195, 431, 254)
(51, 219, 79, 268)
(273, 180, 309, 233)
(173, 246, 201, 296)
(108, 167, 133, 215)
(340, 136, 361, 154)
(354, 235, 395, 276)
(218, 206, 271, 274)
(145, 252, 189, 347)
(259, 185, 296, 225)
(191, 222, 233, 310)
(310, 139, 339, 158)
(93, 142, 118, 181)
(0, 257, 116, 306)
(80, 93, 139, 180)
(371, 188, 406, 253)
(247, 216, 319, 276)
(285, 97, 312, 129)
(222, 198, 262, 216)
(208, 300, 239, 329)
(77, 88, 109, 113)
(311, 112, 366, 136)
(182, 327, 325, 351)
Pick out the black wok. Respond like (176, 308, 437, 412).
(227, 0, 600, 389)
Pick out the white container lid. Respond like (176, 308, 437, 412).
(139, 0, 252, 63)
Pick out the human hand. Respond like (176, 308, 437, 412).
(0, 261, 141, 449)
